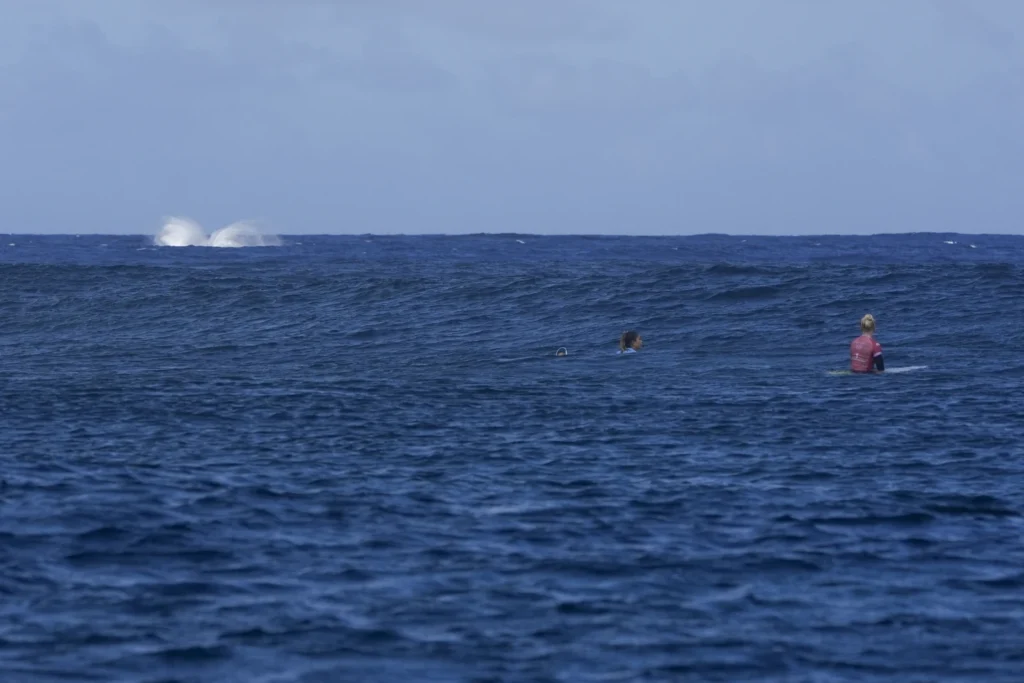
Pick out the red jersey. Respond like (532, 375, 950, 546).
(850, 334, 882, 373)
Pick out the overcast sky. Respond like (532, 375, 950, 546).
(2, 0, 1022, 235)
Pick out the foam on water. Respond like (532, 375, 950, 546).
(154, 216, 282, 248)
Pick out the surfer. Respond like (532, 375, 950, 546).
(850, 314, 884, 373)
(617, 330, 643, 354)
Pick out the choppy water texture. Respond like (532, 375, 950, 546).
(2, 233, 1023, 683)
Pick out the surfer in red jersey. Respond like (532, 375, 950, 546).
(850, 314, 884, 373)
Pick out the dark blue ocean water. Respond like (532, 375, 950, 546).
(2, 233, 1023, 683)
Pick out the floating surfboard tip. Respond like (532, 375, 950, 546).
(827, 365, 927, 376)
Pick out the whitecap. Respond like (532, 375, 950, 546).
(154, 216, 281, 248)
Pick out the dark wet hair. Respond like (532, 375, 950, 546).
(619, 330, 640, 351)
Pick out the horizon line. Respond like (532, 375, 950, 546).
(4, 231, 1022, 238)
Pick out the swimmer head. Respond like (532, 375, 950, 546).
(860, 314, 876, 335)
(619, 330, 642, 352)
(555, 347, 568, 357)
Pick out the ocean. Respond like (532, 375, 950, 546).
(2, 231, 1022, 682)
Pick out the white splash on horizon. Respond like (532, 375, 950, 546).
(154, 216, 282, 248)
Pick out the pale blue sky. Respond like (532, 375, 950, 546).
(2, 0, 1022, 235)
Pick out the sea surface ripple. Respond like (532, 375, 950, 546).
(2, 233, 1023, 682)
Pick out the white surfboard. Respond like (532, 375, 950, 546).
(827, 365, 927, 376)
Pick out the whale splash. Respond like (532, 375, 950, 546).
(154, 216, 282, 248)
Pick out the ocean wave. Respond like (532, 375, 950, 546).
(3, 234, 1024, 681)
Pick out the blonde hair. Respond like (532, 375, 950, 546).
(860, 314, 876, 334)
